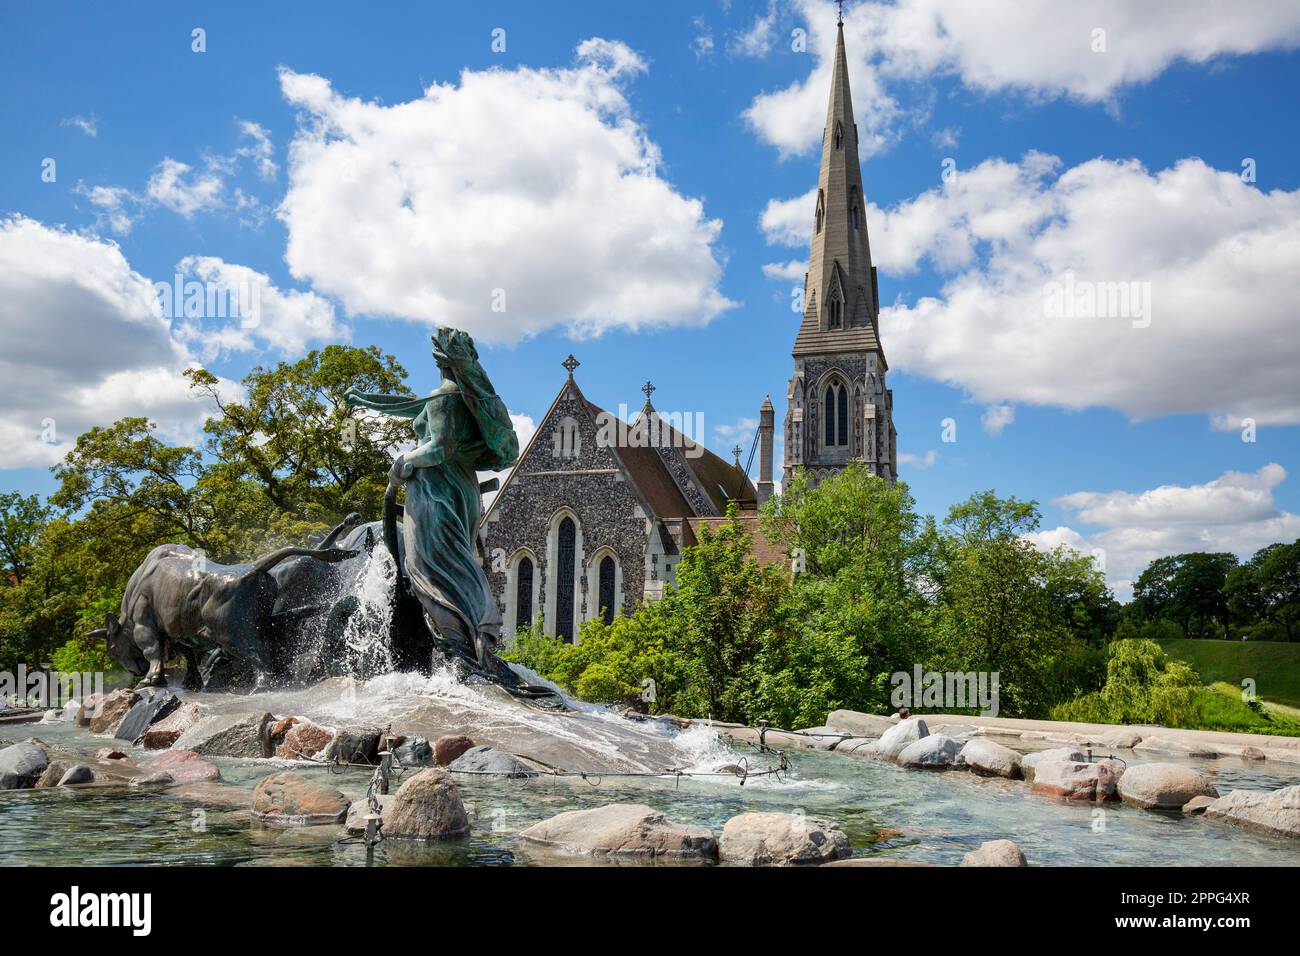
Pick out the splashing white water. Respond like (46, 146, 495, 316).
(337, 548, 396, 679)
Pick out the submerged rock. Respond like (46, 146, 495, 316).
(142, 749, 221, 784)
(1030, 759, 1122, 801)
(275, 720, 334, 760)
(434, 734, 475, 767)
(719, 811, 852, 866)
(88, 688, 139, 734)
(130, 771, 175, 789)
(875, 718, 929, 760)
(1203, 785, 1300, 839)
(1182, 795, 1215, 816)
(251, 771, 350, 827)
(960, 738, 1022, 778)
(0, 741, 49, 789)
(35, 761, 68, 788)
(57, 765, 94, 786)
(520, 803, 717, 861)
(174, 712, 273, 758)
(897, 734, 963, 769)
(142, 702, 202, 750)
(961, 839, 1028, 867)
(447, 745, 539, 778)
(384, 768, 470, 841)
(1021, 748, 1086, 783)
(1117, 762, 1217, 811)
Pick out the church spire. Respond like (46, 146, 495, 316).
(792, 13, 882, 360)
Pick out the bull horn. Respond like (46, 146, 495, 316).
(248, 545, 360, 577)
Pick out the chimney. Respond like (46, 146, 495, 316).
(758, 395, 775, 503)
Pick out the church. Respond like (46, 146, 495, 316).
(481, 17, 896, 641)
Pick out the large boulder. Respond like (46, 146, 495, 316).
(897, 734, 963, 769)
(825, 709, 897, 738)
(875, 718, 929, 760)
(434, 734, 475, 767)
(395, 736, 435, 768)
(520, 803, 717, 861)
(325, 728, 383, 765)
(1098, 728, 1144, 749)
(961, 839, 1028, 867)
(1203, 785, 1300, 839)
(173, 712, 273, 758)
(1133, 736, 1220, 759)
(275, 721, 335, 760)
(251, 771, 350, 827)
(1021, 748, 1086, 783)
(960, 738, 1023, 779)
(447, 745, 539, 778)
(114, 692, 180, 743)
(832, 738, 880, 758)
(0, 741, 48, 789)
(719, 812, 852, 866)
(35, 761, 69, 788)
(383, 768, 470, 840)
(58, 765, 95, 786)
(1117, 762, 1218, 810)
(142, 749, 221, 784)
(1030, 759, 1122, 801)
(142, 702, 202, 749)
(87, 688, 139, 734)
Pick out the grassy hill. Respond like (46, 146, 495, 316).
(1157, 638, 1300, 708)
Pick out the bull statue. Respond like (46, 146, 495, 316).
(93, 540, 359, 689)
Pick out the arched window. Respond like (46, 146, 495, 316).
(556, 517, 577, 642)
(834, 121, 843, 149)
(515, 556, 534, 632)
(827, 292, 843, 330)
(553, 416, 580, 459)
(823, 381, 849, 448)
(598, 556, 616, 625)
(814, 191, 824, 234)
(850, 188, 860, 230)
(824, 385, 836, 446)
(837, 382, 849, 446)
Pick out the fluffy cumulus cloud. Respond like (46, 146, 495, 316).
(767, 153, 1300, 428)
(0, 217, 240, 468)
(746, 0, 1300, 156)
(276, 38, 734, 344)
(1028, 464, 1300, 599)
(146, 158, 224, 217)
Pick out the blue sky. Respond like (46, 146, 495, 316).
(2, 0, 1299, 598)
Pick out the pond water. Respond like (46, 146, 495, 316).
(3, 675, 1299, 867)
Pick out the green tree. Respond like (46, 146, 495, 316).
(0, 491, 51, 583)
(1052, 639, 1201, 726)
(1133, 552, 1236, 638)
(1226, 541, 1300, 641)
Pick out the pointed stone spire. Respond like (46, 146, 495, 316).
(792, 15, 882, 360)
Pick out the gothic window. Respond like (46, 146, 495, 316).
(827, 291, 843, 330)
(556, 517, 576, 642)
(834, 121, 843, 149)
(823, 381, 849, 449)
(598, 555, 616, 625)
(515, 556, 534, 631)
(850, 188, 860, 230)
(554, 416, 580, 459)
(815, 191, 824, 234)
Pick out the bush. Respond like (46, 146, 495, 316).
(1051, 639, 1201, 726)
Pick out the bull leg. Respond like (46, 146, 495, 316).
(134, 623, 168, 687)
(180, 643, 203, 690)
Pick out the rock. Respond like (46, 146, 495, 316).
(166, 781, 255, 808)
(961, 839, 1028, 866)
(875, 718, 929, 760)
(268, 716, 299, 744)
(447, 745, 539, 778)
(1021, 748, 1086, 783)
(58, 765, 94, 786)
(719, 812, 852, 866)
(1239, 746, 1266, 761)
(325, 728, 383, 765)
(36, 762, 69, 788)
(897, 734, 963, 769)
(1133, 736, 1220, 759)
(833, 738, 880, 758)
(173, 712, 273, 758)
(95, 748, 129, 761)
(383, 768, 471, 840)
(251, 771, 350, 827)
(1030, 759, 1122, 801)
(114, 692, 180, 743)
(142, 702, 202, 749)
(434, 734, 475, 766)
(1098, 728, 1144, 749)
(275, 720, 334, 760)
(1203, 785, 1300, 839)
(1118, 762, 1218, 810)
(960, 738, 1023, 778)
(825, 709, 897, 738)
(394, 736, 434, 767)
(344, 795, 393, 835)
(75, 693, 101, 726)
(520, 803, 717, 860)
(142, 749, 221, 784)
(1182, 795, 1215, 816)
(88, 688, 139, 734)
(130, 771, 175, 789)
(0, 742, 49, 789)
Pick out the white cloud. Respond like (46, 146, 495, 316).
(760, 188, 817, 248)
(898, 449, 937, 469)
(60, 114, 99, 138)
(692, 18, 716, 60)
(729, 1, 780, 58)
(235, 120, 277, 180)
(76, 183, 140, 235)
(170, 256, 348, 357)
(745, 0, 1300, 157)
(865, 154, 1300, 427)
(1030, 464, 1300, 600)
(146, 158, 224, 217)
(276, 39, 734, 344)
(0, 217, 239, 469)
(981, 404, 1015, 436)
(762, 259, 805, 281)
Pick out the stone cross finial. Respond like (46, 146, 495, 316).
(562, 354, 580, 378)
(732, 444, 744, 465)
(836, 0, 845, 25)
(641, 380, 656, 405)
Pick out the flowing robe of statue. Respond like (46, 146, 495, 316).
(346, 329, 518, 662)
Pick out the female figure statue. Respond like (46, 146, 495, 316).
(346, 328, 518, 669)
